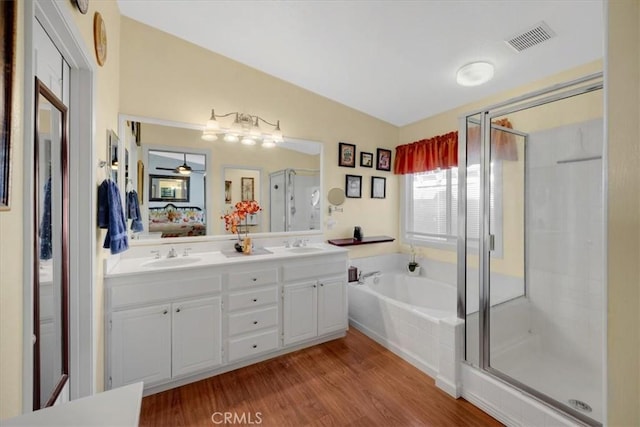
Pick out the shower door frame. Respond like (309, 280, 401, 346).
(457, 73, 605, 427)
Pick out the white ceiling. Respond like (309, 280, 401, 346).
(117, 0, 604, 127)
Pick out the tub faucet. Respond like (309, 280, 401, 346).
(358, 270, 381, 284)
(167, 247, 178, 258)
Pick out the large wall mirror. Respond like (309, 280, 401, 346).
(34, 78, 69, 409)
(118, 116, 322, 242)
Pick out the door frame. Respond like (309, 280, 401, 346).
(23, 0, 96, 411)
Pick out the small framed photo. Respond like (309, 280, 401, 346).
(345, 174, 362, 198)
(376, 148, 392, 171)
(338, 142, 356, 168)
(360, 151, 373, 168)
(371, 176, 386, 199)
(224, 180, 232, 203)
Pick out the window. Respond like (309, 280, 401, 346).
(403, 164, 502, 252)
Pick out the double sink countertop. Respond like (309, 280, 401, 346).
(105, 243, 348, 278)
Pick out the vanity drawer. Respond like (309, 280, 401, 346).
(227, 286, 278, 311)
(228, 268, 278, 290)
(282, 259, 346, 283)
(227, 329, 279, 362)
(228, 306, 278, 336)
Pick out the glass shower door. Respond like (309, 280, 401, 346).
(485, 88, 604, 425)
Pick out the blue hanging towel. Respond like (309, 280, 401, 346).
(127, 190, 144, 233)
(39, 176, 52, 260)
(98, 179, 129, 254)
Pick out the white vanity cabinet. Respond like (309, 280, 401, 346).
(282, 258, 347, 346)
(105, 248, 348, 395)
(106, 271, 223, 389)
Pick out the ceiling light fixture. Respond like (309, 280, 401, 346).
(456, 62, 494, 87)
(201, 109, 283, 147)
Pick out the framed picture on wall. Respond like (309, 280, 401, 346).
(376, 148, 392, 171)
(345, 174, 362, 198)
(338, 142, 356, 167)
(371, 176, 386, 199)
(241, 177, 254, 201)
(360, 151, 373, 168)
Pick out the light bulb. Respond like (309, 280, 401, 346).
(204, 109, 220, 131)
(224, 133, 239, 143)
(272, 120, 283, 142)
(201, 131, 218, 141)
(241, 136, 256, 146)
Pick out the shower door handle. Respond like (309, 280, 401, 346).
(489, 234, 495, 252)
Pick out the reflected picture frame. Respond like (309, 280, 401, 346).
(338, 142, 356, 168)
(0, 1, 17, 210)
(225, 180, 232, 203)
(376, 148, 392, 171)
(345, 174, 362, 198)
(241, 177, 254, 201)
(371, 176, 386, 199)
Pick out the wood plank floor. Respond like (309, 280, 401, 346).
(140, 328, 501, 426)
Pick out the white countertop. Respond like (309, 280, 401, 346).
(2, 382, 143, 426)
(105, 243, 348, 278)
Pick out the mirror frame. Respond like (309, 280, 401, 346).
(118, 114, 325, 244)
(33, 77, 69, 409)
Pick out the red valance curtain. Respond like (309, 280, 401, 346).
(393, 119, 517, 175)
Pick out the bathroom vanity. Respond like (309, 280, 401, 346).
(104, 244, 348, 395)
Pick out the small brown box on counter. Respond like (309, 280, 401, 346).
(348, 266, 358, 282)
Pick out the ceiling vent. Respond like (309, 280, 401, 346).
(505, 21, 556, 52)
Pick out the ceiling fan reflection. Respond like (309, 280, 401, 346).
(156, 153, 205, 175)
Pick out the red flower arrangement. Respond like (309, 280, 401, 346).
(221, 200, 262, 245)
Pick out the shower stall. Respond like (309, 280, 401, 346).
(458, 74, 604, 426)
(269, 168, 321, 232)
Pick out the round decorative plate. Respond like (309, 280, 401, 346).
(93, 12, 107, 66)
(75, 0, 89, 14)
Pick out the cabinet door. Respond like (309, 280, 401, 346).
(283, 282, 317, 346)
(110, 304, 171, 388)
(172, 297, 222, 377)
(318, 278, 347, 336)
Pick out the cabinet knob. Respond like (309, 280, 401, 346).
(253, 321, 258, 325)
(176, 308, 181, 313)
(313, 284, 317, 288)
(320, 283, 324, 287)
(251, 278, 257, 282)
(163, 310, 168, 315)
(252, 298, 258, 302)
(252, 344, 257, 349)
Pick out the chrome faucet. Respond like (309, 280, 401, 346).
(358, 270, 381, 284)
(292, 238, 302, 247)
(167, 247, 178, 258)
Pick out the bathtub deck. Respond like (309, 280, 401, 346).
(140, 328, 501, 426)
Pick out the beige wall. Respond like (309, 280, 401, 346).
(119, 17, 400, 259)
(606, 0, 640, 425)
(0, 1, 25, 419)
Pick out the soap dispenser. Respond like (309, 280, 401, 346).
(353, 226, 363, 241)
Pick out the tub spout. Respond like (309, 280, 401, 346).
(358, 270, 381, 284)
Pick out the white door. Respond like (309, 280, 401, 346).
(283, 281, 317, 346)
(318, 278, 346, 336)
(110, 304, 172, 388)
(172, 297, 222, 377)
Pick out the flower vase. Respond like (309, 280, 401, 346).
(234, 242, 243, 253)
(242, 237, 252, 254)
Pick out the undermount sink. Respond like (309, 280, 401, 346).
(287, 247, 324, 254)
(141, 256, 202, 268)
